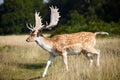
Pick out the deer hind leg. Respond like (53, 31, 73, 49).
(87, 48, 100, 67)
(87, 53, 93, 67)
(83, 52, 93, 67)
(62, 51, 69, 71)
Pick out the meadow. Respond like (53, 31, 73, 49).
(0, 35, 120, 80)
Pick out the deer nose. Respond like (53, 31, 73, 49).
(26, 38, 30, 42)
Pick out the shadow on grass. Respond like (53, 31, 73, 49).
(18, 63, 46, 70)
(3, 62, 46, 70)
(17, 63, 46, 80)
(26, 75, 41, 80)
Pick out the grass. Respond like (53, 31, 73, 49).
(0, 35, 120, 80)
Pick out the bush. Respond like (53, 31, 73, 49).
(51, 20, 120, 36)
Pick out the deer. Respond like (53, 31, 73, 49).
(26, 6, 109, 77)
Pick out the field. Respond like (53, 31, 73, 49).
(0, 35, 120, 80)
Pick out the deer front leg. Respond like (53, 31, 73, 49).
(62, 51, 69, 71)
(42, 55, 55, 77)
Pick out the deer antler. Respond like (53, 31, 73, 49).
(26, 12, 43, 31)
(35, 12, 43, 30)
(26, 23, 33, 31)
(26, 6, 60, 31)
(45, 6, 61, 29)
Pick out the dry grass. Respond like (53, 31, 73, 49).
(0, 35, 120, 80)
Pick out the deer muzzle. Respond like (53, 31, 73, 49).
(26, 38, 30, 42)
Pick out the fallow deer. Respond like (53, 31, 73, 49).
(26, 6, 109, 77)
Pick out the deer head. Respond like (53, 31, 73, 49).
(26, 6, 60, 42)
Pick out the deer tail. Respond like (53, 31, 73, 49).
(95, 32, 109, 36)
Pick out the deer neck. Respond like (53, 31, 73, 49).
(35, 36, 53, 52)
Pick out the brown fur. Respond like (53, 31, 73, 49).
(50, 32, 96, 53)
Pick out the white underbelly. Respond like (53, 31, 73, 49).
(66, 50, 81, 55)
(64, 43, 82, 55)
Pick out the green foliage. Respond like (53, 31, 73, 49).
(0, 0, 44, 34)
(52, 20, 120, 36)
(67, 10, 85, 25)
(0, 0, 120, 35)
(50, 0, 120, 36)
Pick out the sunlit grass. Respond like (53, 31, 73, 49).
(0, 35, 120, 80)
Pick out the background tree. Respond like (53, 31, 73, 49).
(48, 0, 120, 35)
(0, 0, 44, 34)
(0, 0, 120, 35)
